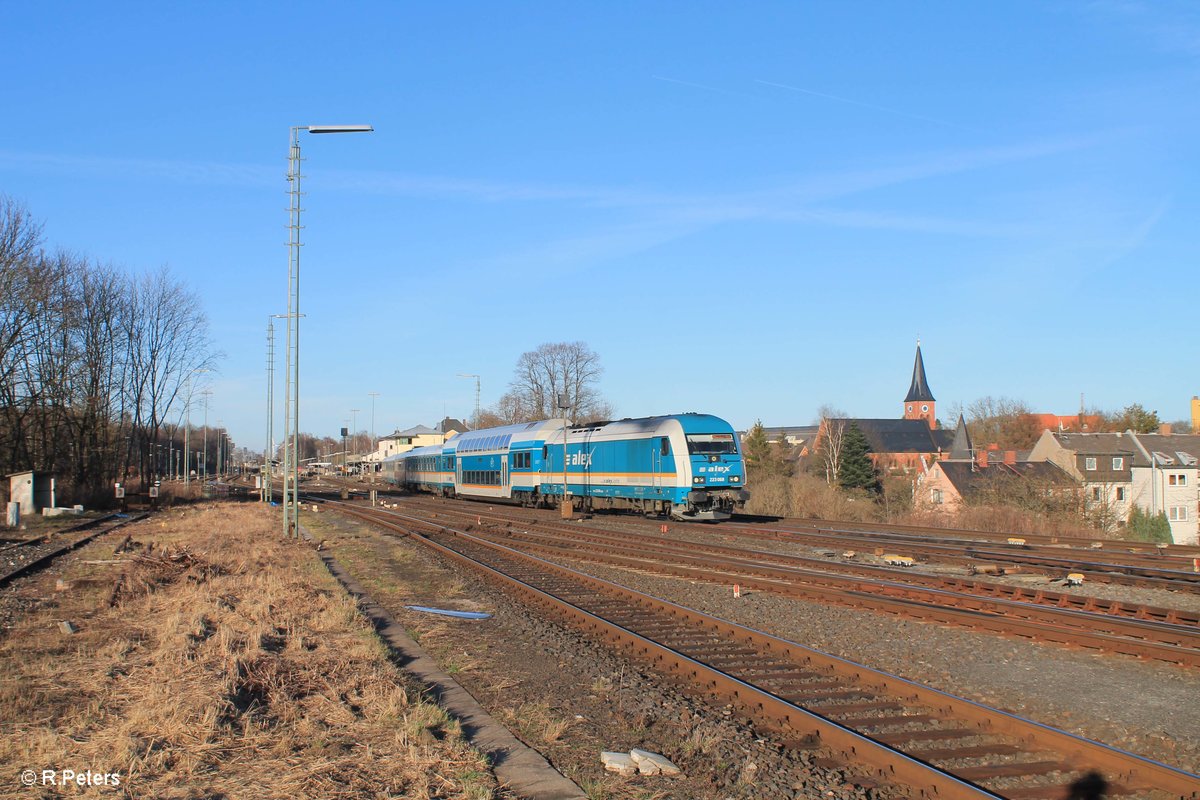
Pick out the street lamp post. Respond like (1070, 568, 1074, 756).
(457, 374, 480, 429)
(264, 314, 286, 502)
(282, 123, 374, 540)
(367, 391, 379, 447)
(367, 391, 380, 481)
(558, 392, 571, 516)
(200, 389, 212, 482)
(184, 368, 208, 489)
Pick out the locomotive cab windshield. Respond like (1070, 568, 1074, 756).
(685, 433, 737, 455)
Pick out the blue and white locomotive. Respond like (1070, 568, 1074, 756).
(380, 413, 748, 521)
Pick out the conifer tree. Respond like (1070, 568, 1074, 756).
(1127, 506, 1172, 544)
(743, 420, 770, 472)
(837, 422, 877, 491)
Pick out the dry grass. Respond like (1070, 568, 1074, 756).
(746, 472, 881, 522)
(0, 503, 496, 799)
(748, 471, 1114, 538)
(502, 702, 575, 745)
(906, 504, 1105, 539)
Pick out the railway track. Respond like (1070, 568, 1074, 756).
(737, 515, 1200, 560)
(322, 499, 1199, 800)
(720, 520, 1200, 593)
(379, 499, 1200, 668)
(311, 491, 1200, 650)
(0, 512, 149, 587)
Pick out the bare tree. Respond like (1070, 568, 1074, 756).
(0, 197, 46, 471)
(122, 268, 218, 481)
(0, 195, 41, 274)
(0, 198, 220, 503)
(495, 342, 613, 423)
(966, 396, 1041, 449)
(817, 415, 847, 486)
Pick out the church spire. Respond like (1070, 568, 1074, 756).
(903, 343, 937, 429)
(949, 414, 972, 460)
(904, 343, 935, 403)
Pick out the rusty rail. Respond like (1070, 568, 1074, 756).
(375, 498, 1200, 665)
(0, 513, 148, 587)
(328, 501, 1200, 800)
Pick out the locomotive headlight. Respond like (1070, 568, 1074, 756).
(730, 475, 740, 483)
(692, 477, 705, 484)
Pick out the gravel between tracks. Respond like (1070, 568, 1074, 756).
(312, 511, 881, 800)
(546, 543, 1200, 777)
(376, 498, 1200, 777)
(584, 515, 1200, 616)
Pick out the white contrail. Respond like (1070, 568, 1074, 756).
(652, 75, 756, 99)
(756, 79, 976, 131)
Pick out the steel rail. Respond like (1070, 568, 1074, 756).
(363, 492, 1200, 590)
(328, 501, 1200, 800)
(0, 513, 149, 587)
(723, 522, 1200, 579)
(705, 523, 1200, 592)
(453, 523, 1200, 666)
(387, 498, 1200, 630)
(736, 516, 1200, 559)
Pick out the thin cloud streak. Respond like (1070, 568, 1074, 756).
(0, 133, 1100, 268)
(329, 133, 1101, 213)
(1083, 1, 1200, 56)
(0, 150, 276, 188)
(756, 79, 978, 132)
(0, 133, 1098, 215)
(651, 74, 758, 99)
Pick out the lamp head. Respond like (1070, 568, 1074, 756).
(306, 125, 373, 134)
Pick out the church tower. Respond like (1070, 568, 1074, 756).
(903, 343, 936, 429)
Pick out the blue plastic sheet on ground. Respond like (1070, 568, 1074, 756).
(404, 605, 491, 620)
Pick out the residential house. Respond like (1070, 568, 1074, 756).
(918, 451, 1073, 513)
(362, 417, 472, 467)
(1127, 433, 1200, 544)
(1027, 430, 1136, 530)
(757, 425, 820, 456)
(1028, 430, 1199, 544)
(435, 417, 470, 439)
(820, 417, 955, 472)
(1029, 413, 1102, 432)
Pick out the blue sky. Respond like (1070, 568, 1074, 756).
(3, 1, 1198, 450)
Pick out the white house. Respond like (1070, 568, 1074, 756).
(361, 418, 472, 467)
(1128, 433, 1199, 545)
(1028, 430, 1199, 544)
